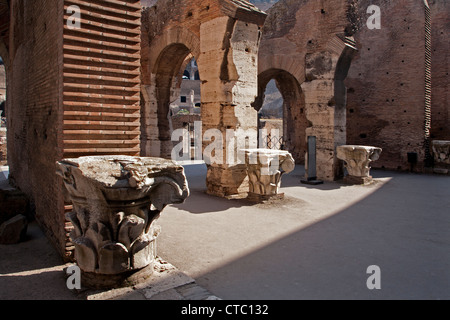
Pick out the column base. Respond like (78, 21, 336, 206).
(247, 192, 285, 203)
(343, 175, 374, 185)
(81, 264, 155, 290)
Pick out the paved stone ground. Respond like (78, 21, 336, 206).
(0, 166, 218, 301)
(1, 164, 450, 300)
(157, 163, 450, 300)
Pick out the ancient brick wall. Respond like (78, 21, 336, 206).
(5, 0, 142, 258)
(345, 0, 449, 171)
(429, 0, 449, 142)
(141, 0, 267, 196)
(7, 0, 66, 254)
(258, 0, 357, 180)
(259, 0, 449, 174)
(62, 0, 141, 159)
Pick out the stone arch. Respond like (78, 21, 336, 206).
(140, 27, 201, 158)
(141, 1, 267, 197)
(253, 68, 308, 163)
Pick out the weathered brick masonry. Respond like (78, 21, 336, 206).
(0, 0, 447, 259)
(1, 0, 141, 259)
(258, 0, 449, 173)
(345, 0, 449, 171)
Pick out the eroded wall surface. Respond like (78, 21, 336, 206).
(259, 0, 449, 174)
(345, 0, 449, 171)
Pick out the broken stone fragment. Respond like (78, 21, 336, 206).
(0, 214, 28, 245)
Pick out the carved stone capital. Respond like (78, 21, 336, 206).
(56, 156, 189, 288)
(432, 140, 450, 166)
(242, 149, 295, 201)
(337, 145, 382, 185)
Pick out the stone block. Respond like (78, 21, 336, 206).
(0, 214, 28, 245)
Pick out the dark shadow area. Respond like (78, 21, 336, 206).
(0, 222, 80, 300)
(193, 173, 450, 300)
(0, 222, 65, 275)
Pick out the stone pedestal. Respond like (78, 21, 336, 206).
(337, 145, 382, 185)
(242, 149, 295, 202)
(56, 156, 189, 289)
(432, 140, 450, 174)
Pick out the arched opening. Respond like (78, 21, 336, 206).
(149, 43, 201, 159)
(253, 69, 308, 164)
(258, 79, 284, 150)
(169, 57, 201, 160)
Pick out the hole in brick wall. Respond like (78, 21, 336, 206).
(408, 122, 410, 124)
(367, 48, 371, 51)
(349, 109, 354, 113)
(245, 48, 250, 53)
(348, 87, 355, 93)
(401, 83, 404, 86)
(402, 60, 405, 63)
(206, 5, 210, 10)
(187, 11, 193, 18)
(359, 133, 367, 139)
(404, 110, 407, 113)
(321, 9, 326, 14)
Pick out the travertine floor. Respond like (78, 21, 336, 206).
(1, 164, 449, 300)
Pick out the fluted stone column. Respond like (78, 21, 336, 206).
(242, 149, 295, 202)
(337, 145, 382, 185)
(56, 156, 189, 289)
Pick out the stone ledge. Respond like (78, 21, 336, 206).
(79, 257, 219, 301)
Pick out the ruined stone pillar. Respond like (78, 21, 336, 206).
(56, 156, 189, 289)
(198, 17, 262, 198)
(243, 149, 295, 202)
(337, 145, 382, 185)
